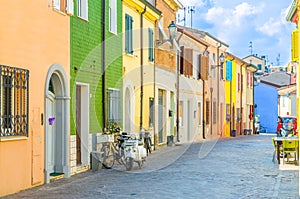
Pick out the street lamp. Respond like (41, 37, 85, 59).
(168, 21, 177, 43)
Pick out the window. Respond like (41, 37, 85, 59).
(107, 89, 121, 123)
(109, 0, 117, 34)
(77, 0, 88, 20)
(0, 65, 29, 137)
(148, 28, 154, 62)
(53, 0, 73, 14)
(125, 14, 133, 54)
(149, 98, 154, 127)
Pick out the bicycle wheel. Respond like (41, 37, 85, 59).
(115, 146, 126, 165)
(100, 144, 115, 169)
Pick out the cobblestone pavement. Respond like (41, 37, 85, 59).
(4, 135, 299, 199)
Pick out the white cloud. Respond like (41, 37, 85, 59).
(257, 18, 282, 36)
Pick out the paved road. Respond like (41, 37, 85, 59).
(4, 135, 299, 199)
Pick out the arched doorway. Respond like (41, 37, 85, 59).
(45, 64, 70, 183)
(124, 81, 134, 133)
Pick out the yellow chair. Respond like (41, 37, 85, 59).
(272, 137, 283, 163)
(282, 140, 298, 165)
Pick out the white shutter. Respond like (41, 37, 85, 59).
(110, 0, 117, 34)
(53, 0, 60, 10)
(66, 0, 74, 15)
(84, 0, 88, 20)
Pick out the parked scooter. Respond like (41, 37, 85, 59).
(123, 134, 147, 170)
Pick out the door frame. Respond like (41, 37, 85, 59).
(75, 82, 89, 166)
(44, 64, 70, 183)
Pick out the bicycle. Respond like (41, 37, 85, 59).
(100, 133, 128, 169)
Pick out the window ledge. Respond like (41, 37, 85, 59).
(77, 16, 89, 22)
(109, 30, 118, 35)
(125, 53, 135, 58)
(53, 8, 67, 16)
(0, 136, 28, 142)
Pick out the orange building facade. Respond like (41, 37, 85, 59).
(0, 1, 71, 196)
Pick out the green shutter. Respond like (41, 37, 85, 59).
(125, 14, 129, 53)
(129, 15, 133, 54)
(125, 14, 133, 54)
(148, 28, 153, 62)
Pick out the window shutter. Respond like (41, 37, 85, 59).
(66, 0, 74, 15)
(292, 29, 299, 62)
(125, 14, 129, 53)
(226, 60, 232, 81)
(129, 16, 133, 54)
(200, 55, 208, 80)
(198, 54, 201, 80)
(109, 0, 117, 34)
(185, 48, 193, 77)
(85, 0, 88, 20)
(148, 28, 154, 62)
(53, 0, 60, 10)
(180, 46, 185, 75)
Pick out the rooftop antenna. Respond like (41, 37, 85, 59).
(249, 41, 253, 55)
(188, 6, 195, 28)
(177, 7, 186, 26)
(276, 53, 280, 66)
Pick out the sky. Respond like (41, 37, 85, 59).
(177, 0, 296, 66)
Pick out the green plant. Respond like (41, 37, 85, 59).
(106, 121, 121, 134)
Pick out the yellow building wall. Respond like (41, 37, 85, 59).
(123, 0, 159, 133)
(0, 1, 69, 196)
(225, 59, 231, 137)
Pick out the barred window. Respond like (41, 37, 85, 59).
(107, 88, 121, 123)
(0, 65, 29, 137)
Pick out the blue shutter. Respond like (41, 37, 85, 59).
(226, 60, 232, 81)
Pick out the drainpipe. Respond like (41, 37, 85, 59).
(216, 43, 221, 136)
(202, 47, 208, 139)
(175, 30, 183, 142)
(140, 7, 146, 132)
(240, 64, 244, 135)
(101, 0, 106, 131)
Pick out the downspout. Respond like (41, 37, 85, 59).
(140, 7, 147, 132)
(216, 43, 221, 136)
(102, 0, 106, 131)
(202, 46, 208, 139)
(175, 30, 183, 142)
(240, 64, 244, 135)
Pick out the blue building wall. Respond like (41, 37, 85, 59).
(254, 83, 278, 133)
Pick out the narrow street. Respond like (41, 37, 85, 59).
(4, 135, 299, 199)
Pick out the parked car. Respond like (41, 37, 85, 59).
(277, 116, 297, 137)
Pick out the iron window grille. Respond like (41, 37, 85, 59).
(0, 65, 29, 137)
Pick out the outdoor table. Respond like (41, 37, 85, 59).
(273, 136, 299, 164)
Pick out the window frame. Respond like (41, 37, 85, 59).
(109, 0, 117, 34)
(77, 0, 88, 21)
(0, 65, 29, 138)
(107, 88, 121, 124)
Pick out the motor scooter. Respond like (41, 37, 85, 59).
(123, 135, 147, 170)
